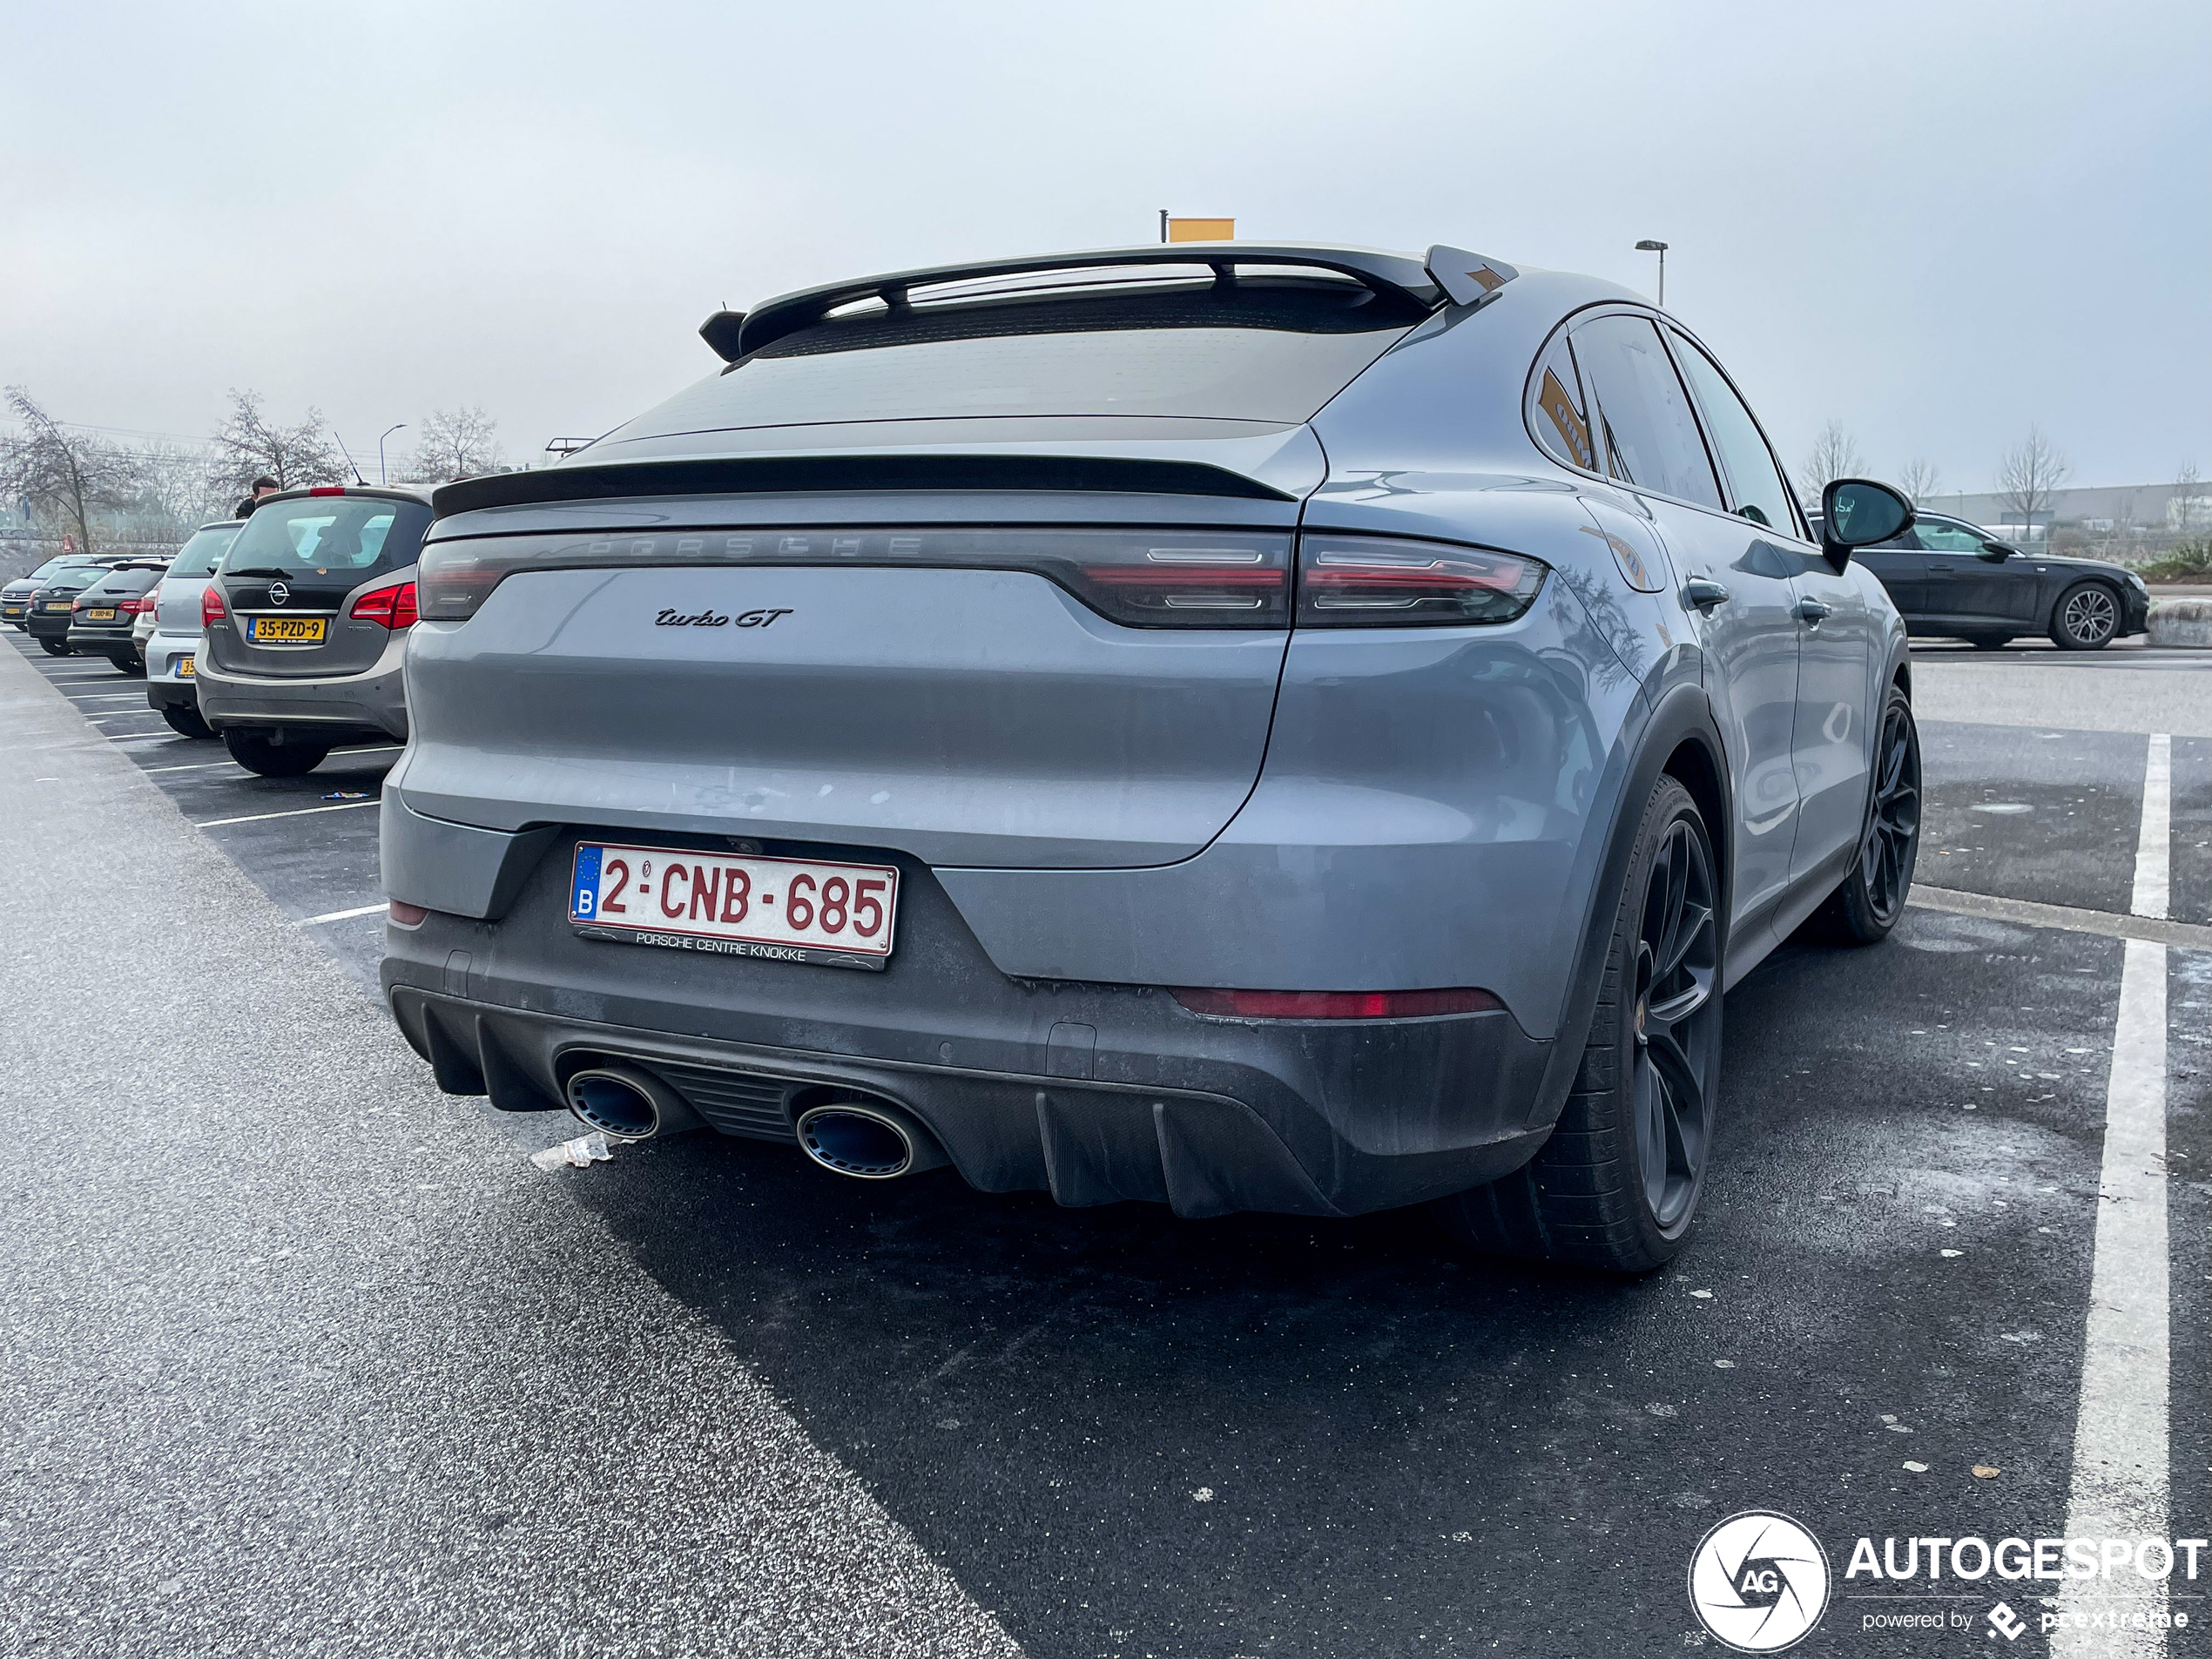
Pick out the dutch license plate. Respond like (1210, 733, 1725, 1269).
(248, 616, 327, 643)
(569, 841, 899, 970)
(177, 657, 195, 678)
(87, 608, 117, 621)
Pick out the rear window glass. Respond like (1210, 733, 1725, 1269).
(86, 568, 162, 596)
(166, 524, 241, 579)
(44, 568, 104, 592)
(611, 279, 1424, 438)
(224, 496, 429, 581)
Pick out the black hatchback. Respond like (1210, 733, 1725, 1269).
(64, 563, 168, 672)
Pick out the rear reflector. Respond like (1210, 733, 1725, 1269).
(349, 578, 419, 629)
(1171, 987, 1501, 1019)
(201, 585, 228, 624)
(388, 900, 428, 925)
(1296, 534, 1546, 626)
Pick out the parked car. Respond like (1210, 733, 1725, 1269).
(22, 565, 123, 655)
(381, 242, 1922, 1272)
(142, 520, 244, 738)
(1813, 507, 2149, 650)
(194, 487, 428, 774)
(4, 555, 119, 631)
(64, 562, 169, 672)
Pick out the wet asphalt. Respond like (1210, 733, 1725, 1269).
(3, 629, 2207, 1658)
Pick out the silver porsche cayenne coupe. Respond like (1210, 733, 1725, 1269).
(381, 242, 1923, 1271)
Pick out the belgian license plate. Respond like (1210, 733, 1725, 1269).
(177, 657, 195, 678)
(248, 616, 327, 643)
(569, 841, 899, 970)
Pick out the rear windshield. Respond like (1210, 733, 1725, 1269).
(223, 496, 430, 581)
(167, 524, 242, 578)
(612, 277, 1424, 439)
(44, 568, 105, 592)
(86, 568, 163, 597)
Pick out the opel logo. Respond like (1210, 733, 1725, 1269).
(269, 582, 289, 605)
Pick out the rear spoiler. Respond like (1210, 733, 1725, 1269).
(698, 242, 1520, 361)
(431, 453, 1297, 520)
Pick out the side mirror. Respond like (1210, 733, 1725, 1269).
(1819, 478, 1916, 570)
(1981, 541, 2019, 560)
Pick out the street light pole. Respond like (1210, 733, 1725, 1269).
(1635, 239, 1669, 307)
(378, 423, 407, 486)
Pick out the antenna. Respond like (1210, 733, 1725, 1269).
(332, 431, 368, 486)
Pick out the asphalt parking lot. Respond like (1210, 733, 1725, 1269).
(3, 631, 2209, 1657)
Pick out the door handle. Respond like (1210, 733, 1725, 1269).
(1682, 578, 1730, 612)
(1794, 596, 1833, 624)
(1927, 563, 1955, 574)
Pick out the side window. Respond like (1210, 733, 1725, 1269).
(1915, 519, 1986, 552)
(1667, 331, 1801, 536)
(1571, 314, 1722, 509)
(1526, 332, 1596, 472)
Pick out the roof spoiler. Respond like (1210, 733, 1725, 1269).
(702, 243, 1480, 362)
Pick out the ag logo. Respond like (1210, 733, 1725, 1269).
(1688, 1511, 1831, 1652)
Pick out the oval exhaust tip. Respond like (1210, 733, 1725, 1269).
(566, 1066, 668, 1140)
(796, 1102, 948, 1179)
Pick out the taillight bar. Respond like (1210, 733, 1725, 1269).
(349, 578, 419, 630)
(1295, 535, 1546, 626)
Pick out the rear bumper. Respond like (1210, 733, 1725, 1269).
(24, 610, 73, 640)
(194, 651, 408, 739)
(378, 833, 1556, 1218)
(65, 622, 138, 655)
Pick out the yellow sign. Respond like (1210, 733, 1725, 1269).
(1167, 218, 1235, 243)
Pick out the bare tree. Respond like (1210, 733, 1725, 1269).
(123, 443, 230, 543)
(1993, 427, 2071, 536)
(408, 406, 504, 483)
(1895, 457, 1941, 506)
(2172, 462, 2205, 536)
(1797, 420, 1867, 504)
(0, 387, 133, 554)
(208, 389, 344, 500)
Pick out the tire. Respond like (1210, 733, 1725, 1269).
(1811, 685, 1921, 945)
(1964, 634, 2012, 651)
(2050, 581, 2120, 651)
(1432, 775, 1721, 1274)
(161, 703, 216, 739)
(109, 651, 144, 676)
(38, 637, 71, 657)
(223, 729, 332, 777)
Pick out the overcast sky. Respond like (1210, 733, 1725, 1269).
(3, 0, 2207, 495)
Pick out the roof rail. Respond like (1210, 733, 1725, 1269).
(720, 244, 1453, 361)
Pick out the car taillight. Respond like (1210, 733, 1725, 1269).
(120, 589, 158, 615)
(1295, 534, 1548, 627)
(201, 585, 227, 625)
(350, 579, 418, 629)
(1171, 988, 1502, 1019)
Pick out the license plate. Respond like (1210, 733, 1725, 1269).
(569, 841, 898, 970)
(45, 602, 71, 612)
(87, 608, 116, 621)
(248, 616, 327, 643)
(177, 658, 195, 678)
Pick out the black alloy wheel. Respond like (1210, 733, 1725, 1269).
(2052, 581, 2120, 651)
(1812, 684, 1922, 944)
(1433, 775, 1722, 1273)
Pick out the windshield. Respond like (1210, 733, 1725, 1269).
(167, 524, 242, 579)
(607, 277, 1424, 442)
(223, 496, 430, 581)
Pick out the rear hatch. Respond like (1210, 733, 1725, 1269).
(71, 568, 161, 632)
(206, 491, 428, 678)
(154, 523, 241, 632)
(402, 262, 1426, 868)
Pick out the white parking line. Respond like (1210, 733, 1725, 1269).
(141, 745, 401, 774)
(2053, 734, 2172, 1659)
(63, 691, 149, 701)
(194, 799, 381, 828)
(297, 903, 387, 926)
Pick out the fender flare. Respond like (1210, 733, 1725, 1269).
(1520, 678, 1733, 1137)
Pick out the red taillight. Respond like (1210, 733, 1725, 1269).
(308, 485, 347, 496)
(120, 590, 158, 615)
(1296, 535, 1548, 627)
(201, 585, 227, 624)
(350, 579, 418, 629)
(1170, 988, 1502, 1019)
(388, 900, 428, 926)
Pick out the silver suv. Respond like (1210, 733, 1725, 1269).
(381, 243, 1920, 1271)
(196, 486, 429, 774)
